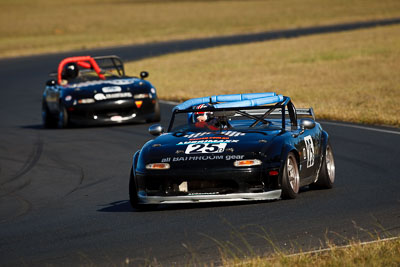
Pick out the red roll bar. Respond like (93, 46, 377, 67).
(57, 56, 105, 85)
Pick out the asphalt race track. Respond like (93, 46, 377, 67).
(1, 21, 400, 266)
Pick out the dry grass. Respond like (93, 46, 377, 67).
(221, 238, 400, 267)
(1, 0, 400, 58)
(126, 25, 400, 127)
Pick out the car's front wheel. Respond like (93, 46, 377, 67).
(57, 105, 69, 128)
(129, 168, 140, 209)
(42, 101, 57, 128)
(129, 168, 155, 211)
(146, 100, 161, 123)
(281, 152, 300, 199)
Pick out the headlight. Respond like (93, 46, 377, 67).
(146, 163, 170, 170)
(233, 159, 262, 167)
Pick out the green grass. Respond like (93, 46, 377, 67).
(1, 0, 400, 58)
(126, 25, 400, 127)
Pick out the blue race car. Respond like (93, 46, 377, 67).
(129, 92, 335, 208)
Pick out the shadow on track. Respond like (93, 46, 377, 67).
(97, 199, 280, 213)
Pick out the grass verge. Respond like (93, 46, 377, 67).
(221, 238, 400, 267)
(126, 25, 400, 127)
(1, 0, 400, 58)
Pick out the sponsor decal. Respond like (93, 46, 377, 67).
(109, 79, 139, 85)
(177, 139, 239, 145)
(304, 135, 315, 168)
(185, 143, 227, 154)
(94, 92, 132, 101)
(184, 131, 246, 139)
(111, 115, 123, 121)
(161, 154, 245, 162)
(102, 86, 122, 93)
(189, 136, 229, 141)
(67, 78, 139, 88)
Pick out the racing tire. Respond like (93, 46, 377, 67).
(314, 143, 335, 189)
(281, 152, 300, 199)
(42, 102, 57, 128)
(57, 105, 69, 129)
(146, 100, 161, 123)
(129, 168, 155, 211)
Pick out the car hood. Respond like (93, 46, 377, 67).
(63, 77, 154, 99)
(138, 130, 280, 169)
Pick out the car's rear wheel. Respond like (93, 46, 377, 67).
(281, 152, 300, 199)
(314, 143, 335, 189)
(42, 101, 57, 128)
(57, 105, 69, 128)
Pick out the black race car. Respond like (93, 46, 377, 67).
(129, 93, 335, 208)
(42, 55, 160, 128)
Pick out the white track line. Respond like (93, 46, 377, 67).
(159, 99, 180, 106)
(285, 236, 400, 258)
(322, 121, 400, 135)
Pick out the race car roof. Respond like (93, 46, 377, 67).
(173, 92, 284, 111)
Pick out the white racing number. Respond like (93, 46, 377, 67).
(304, 135, 315, 168)
(185, 143, 227, 154)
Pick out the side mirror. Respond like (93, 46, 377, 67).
(46, 79, 57, 86)
(148, 124, 164, 136)
(300, 118, 316, 130)
(140, 71, 149, 79)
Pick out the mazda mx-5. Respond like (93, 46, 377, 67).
(129, 92, 335, 209)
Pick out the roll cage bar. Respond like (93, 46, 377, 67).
(56, 55, 125, 85)
(167, 96, 313, 132)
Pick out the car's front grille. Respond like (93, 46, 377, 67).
(140, 172, 266, 196)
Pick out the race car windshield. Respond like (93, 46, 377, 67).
(61, 56, 126, 84)
(169, 107, 287, 133)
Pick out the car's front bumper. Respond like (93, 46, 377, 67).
(67, 98, 157, 125)
(137, 190, 282, 204)
(134, 166, 282, 204)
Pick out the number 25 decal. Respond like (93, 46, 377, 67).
(304, 135, 315, 168)
(185, 143, 227, 154)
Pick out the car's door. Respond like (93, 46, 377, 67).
(297, 126, 321, 180)
(288, 102, 321, 182)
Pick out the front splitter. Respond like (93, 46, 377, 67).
(138, 190, 282, 204)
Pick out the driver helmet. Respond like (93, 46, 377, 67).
(62, 62, 79, 80)
(193, 103, 213, 123)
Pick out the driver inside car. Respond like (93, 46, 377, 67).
(193, 104, 230, 130)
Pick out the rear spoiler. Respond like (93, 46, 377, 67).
(296, 108, 315, 120)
